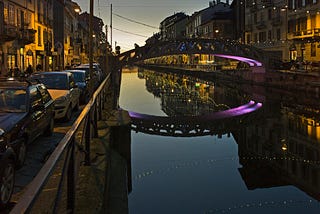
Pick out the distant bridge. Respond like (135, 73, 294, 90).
(118, 38, 268, 71)
(129, 101, 262, 137)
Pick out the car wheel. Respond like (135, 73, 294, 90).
(0, 159, 15, 206)
(44, 117, 54, 136)
(16, 140, 27, 169)
(64, 105, 72, 122)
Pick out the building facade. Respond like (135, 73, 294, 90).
(186, 1, 232, 39)
(287, 0, 320, 63)
(159, 12, 188, 41)
(243, 0, 320, 63)
(0, 0, 37, 76)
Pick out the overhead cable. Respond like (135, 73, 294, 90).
(113, 12, 159, 29)
(113, 27, 149, 38)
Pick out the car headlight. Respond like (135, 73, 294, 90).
(55, 96, 68, 105)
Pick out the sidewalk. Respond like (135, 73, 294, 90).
(75, 107, 130, 214)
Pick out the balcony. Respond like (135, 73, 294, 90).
(288, 28, 320, 41)
(19, 28, 36, 45)
(0, 25, 18, 43)
(249, 4, 257, 12)
(263, 1, 273, 8)
(256, 21, 266, 30)
(271, 17, 282, 26)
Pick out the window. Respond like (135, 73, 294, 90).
(311, 43, 316, 57)
(259, 31, 266, 42)
(291, 0, 296, 9)
(276, 28, 281, 40)
(0, 1, 4, 28)
(268, 9, 272, 20)
(8, 4, 14, 25)
(246, 34, 251, 43)
(38, 26, 42, 46)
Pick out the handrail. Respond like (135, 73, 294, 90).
(10, 73, 111, 213)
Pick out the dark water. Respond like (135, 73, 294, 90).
(119, 67, 320, 214)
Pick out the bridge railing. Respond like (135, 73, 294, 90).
(10, 73, 111, 213)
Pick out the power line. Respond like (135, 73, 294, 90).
(113, 12, 158, 29)
(113, 27, 149, 38)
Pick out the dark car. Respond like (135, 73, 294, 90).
(72, 64, 102, 89)
(65, 70, 90, 104)
(0, 77, 55, 206)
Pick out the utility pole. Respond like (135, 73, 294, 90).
(89, 0, 94, 95)
(105, 24, 108, 73)
(110, 4, 112, 51)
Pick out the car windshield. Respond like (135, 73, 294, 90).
(0, 88, 27, 112)
(32, 74, 68, 90)
(71, 72, 85, 82)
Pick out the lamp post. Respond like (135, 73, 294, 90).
(89, 0, 94, 95)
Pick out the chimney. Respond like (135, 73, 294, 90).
(217, 0, 220, 4)
(226, 0, 229, 5)
(209, 1, 213, 7)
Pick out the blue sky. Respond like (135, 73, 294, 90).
(75, 0, 231, 51)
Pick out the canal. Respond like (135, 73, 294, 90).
(119, 66, 320, 214)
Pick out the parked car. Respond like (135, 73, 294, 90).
(30, 72, 80, 121)
(65, 70, 90, 104)
(0, 77, 55, 206)
(73, 64, 102, 89)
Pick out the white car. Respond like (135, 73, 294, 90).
(30, 71, 80, 121)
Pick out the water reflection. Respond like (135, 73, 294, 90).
(129, 100, 262, 137)
(235, 104, 320, 202)
(119, 67, 320, 213)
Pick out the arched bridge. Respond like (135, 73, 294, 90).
(118, 38, 268, 68)
(129, 101, 263, 137)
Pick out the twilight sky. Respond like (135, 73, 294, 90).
(74, 0, 231, 51)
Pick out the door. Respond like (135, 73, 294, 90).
(29, 86, 46, 142)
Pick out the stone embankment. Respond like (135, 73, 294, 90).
(141, 64, 320, 95)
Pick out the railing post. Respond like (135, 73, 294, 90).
(67, 138, 76, 213)
(85, 113, 91, 166)
(93, 104, 98, 138)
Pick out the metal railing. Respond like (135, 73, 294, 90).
(10, 73, 111, 213)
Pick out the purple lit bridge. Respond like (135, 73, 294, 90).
(118, 38, 268, 73)
(128, 101, 263, 137)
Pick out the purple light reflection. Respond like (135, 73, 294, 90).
(214, 54, 263, 67)
(128, 101, 263, 121)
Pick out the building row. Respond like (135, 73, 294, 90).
(0, 0, 107, 76)
(147, 0, 320, 64)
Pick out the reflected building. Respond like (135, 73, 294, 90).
(132, 67, 320, 202)
(141, 69, 233, 116)
(235, 100, 320, 201)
